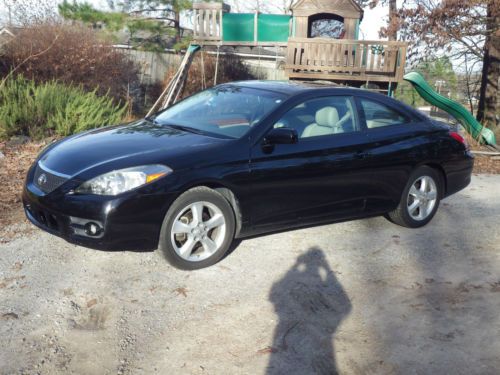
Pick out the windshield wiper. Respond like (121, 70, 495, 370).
(146, 116, 161, 125)
(147, 119, 229, 138)
(146, 117, 199, 133)
(164, 124, 205, 135)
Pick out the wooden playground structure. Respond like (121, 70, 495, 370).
(150, 0, 409, 114)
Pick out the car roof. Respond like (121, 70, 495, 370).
(223, 80, 426, 121)
(226, 80, 364, 96)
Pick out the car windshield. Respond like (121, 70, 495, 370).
(152, 85, 286, 139)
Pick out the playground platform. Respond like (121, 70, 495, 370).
(191, 1, 407, 87)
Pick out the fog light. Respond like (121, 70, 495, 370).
(84, 222, 102, 236)
(70, 217, 104, 238)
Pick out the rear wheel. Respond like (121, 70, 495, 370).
(387, 166, 442, 228)
(159, 187, 235, 270)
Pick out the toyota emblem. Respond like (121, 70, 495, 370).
(38, 173, 48, 186)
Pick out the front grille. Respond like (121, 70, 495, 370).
(33, 163, 68, 194)
(26, 206, 61, 233)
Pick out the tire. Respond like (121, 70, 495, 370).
(159, 186, 236, 270)
(387, 166, 443, 228)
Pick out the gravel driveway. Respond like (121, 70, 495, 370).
(1, 174, 500, 375)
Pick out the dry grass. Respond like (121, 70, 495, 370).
(473, 154, 500, 174)
(463, 132, 483, 150)
(0, 141, 45, 229)
(464, 132, 500, 174)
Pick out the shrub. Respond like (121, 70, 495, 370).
(0, 75, 127, 139)
(0, 23, 139, 103)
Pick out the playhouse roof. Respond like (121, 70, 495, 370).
(291, 0, 363, 19)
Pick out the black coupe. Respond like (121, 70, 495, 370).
(23, 81, 473, 269)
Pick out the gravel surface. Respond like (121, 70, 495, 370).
(1, 174, 500, 375)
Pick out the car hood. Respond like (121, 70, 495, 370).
(38, 120, 228, 176)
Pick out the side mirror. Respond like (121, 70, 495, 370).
(264, 127, 298, 145)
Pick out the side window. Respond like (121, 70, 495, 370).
(360, 98, 410, 129)
(273, 96, 358, 139)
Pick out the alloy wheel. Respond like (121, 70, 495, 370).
(407, 175, 438, 221)
(170, 201, 227, 262)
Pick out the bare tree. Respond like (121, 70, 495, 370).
(387, 0, 396, 40)
(358, 0, 399, 40)
(1, 0, 60, 26)
(270, 0, 294, 14)
(392, 0, 499, 130)
(476, 1, 499, 128)
(462, 53, 482, 114)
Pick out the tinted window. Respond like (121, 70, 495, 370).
(274, 96, 358, 139)
(153, 86, 285, 139)
(360, 98, 410, 129)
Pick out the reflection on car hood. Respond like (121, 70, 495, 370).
(38, 120, 225, 176)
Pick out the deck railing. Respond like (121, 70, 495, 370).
(192, 4, 290, 46)
(193, 2, 223, 41)
(286, 38, 407, 82)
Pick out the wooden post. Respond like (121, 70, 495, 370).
(254, 12, 258, 44)
(193, 9, 198, 37)
(220, 8, 223, 41)
(398, 45, 407, 81)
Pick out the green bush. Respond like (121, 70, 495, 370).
(0, 75, 127, 139)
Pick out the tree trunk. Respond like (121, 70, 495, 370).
(477, 2, 499, 130)
(174, 11, 181, 42)
(388, 0, 397, 41)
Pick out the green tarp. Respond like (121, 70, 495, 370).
(258, 14, 291, 42)
(222, 13, 254, 42)
(222, 13, 291, 42)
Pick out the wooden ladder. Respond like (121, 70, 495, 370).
(147, 44, 201, 117)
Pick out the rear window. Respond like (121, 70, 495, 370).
(153, 86, 285, 139)
(360, 98, 411, 129)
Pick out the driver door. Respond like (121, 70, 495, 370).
(249, 95, 374, 229)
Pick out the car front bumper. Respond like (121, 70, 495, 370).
(22, 180, 178, 252)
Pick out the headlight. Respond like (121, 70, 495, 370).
(75, 165, 172, 196)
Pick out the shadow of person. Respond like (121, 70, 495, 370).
(266, 247, 351, 375)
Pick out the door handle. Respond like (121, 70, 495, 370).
(355, 151, 368, 159)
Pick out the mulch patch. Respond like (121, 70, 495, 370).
(0, 141, 45, 230)
(473, 154, 500, 174)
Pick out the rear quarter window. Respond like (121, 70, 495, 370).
(359, 98, 412, 129)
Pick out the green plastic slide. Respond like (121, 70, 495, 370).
(403, 71, 496, 145)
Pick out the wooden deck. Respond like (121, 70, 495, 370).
(192, 2, 408, 84)
(286, 38, 407, 83)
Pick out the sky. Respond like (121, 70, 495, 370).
(358, 5, 389, 40)
(0, 0, 390, 41)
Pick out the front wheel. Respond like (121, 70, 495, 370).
(387, 166, 442, 228)
(159, 187, 236, 270)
